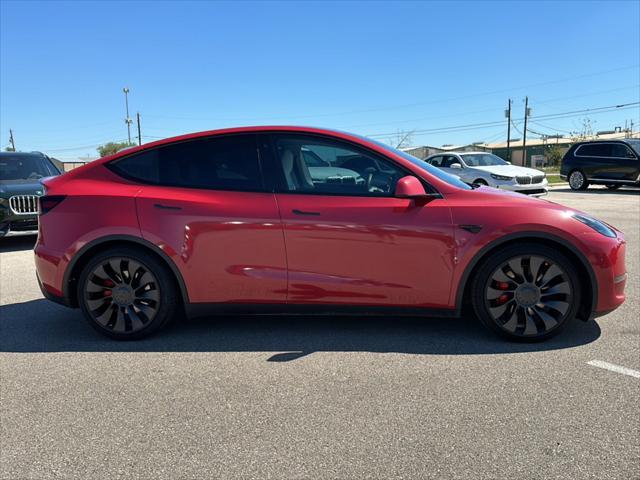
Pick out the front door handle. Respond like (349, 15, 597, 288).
(154, 203, 182, 211)
(292, 209, 320, 216)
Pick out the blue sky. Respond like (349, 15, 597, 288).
(1, 0, 639, 160)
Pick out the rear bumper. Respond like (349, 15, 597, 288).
(36, 271, 71, 307)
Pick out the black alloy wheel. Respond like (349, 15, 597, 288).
(78, 246, 179, 339)
(471, 244, 581, 341)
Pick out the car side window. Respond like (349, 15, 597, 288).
(273, 135, 405, 196)
(611, 144, 636, 159)
(576, 143, 612, 157)
(110, 134, 263, 191)
(429, 156, 443, 167)
(442, 155, 459, 167)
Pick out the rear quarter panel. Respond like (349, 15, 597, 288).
(36, 165, 142, 296)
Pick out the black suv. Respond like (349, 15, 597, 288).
(0, 152, 62, 237)
(561, 139, 639, 190)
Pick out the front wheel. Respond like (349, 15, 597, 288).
(471, 244, 581, 342)
(77, 246, 179, 340)
(568, 170, 589, 190)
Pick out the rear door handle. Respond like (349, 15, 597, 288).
(154, 203, 182, 210)
(292, 209, 320, 216)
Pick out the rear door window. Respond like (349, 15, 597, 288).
(109, 134, 264, 191)
(576, 143, 612, 157)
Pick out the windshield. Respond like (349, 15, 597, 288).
(460, 153, 508, 167)
(361, 137, 473, 190)
(0, 155, 59, 181)
(626, 139, 640, 155)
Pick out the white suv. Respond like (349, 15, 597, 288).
(425, 152, 548, 196)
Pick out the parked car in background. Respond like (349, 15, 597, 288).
(560, 139, 640, 191)
(425, 152, 549, 196)
(34, 126, 626, 342)
(0, 151, 62, 237)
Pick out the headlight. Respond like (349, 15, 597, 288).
(490, 174, 513, 181)
(572, 213, 616, 238)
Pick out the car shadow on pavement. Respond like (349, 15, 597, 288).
(0, 299, 601, 360)
(0, 235, 36, 253)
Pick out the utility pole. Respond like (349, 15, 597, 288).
(8, 129, 16, 151)
(123, 87, 132, 144)
(136, 112, 142, 146)
(505, 99, 512, 162)
(522, 96, 530, 167)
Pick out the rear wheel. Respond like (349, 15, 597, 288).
(471, 244, 581, 342)
(568, 170, 589, 190)
(78, 246, 179, 339)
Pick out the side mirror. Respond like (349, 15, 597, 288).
(450, 163, 462, 169)
(506, 161, 512, 165)
(395, 176, 433, 201)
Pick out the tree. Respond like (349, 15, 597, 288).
(545, 145, 565, 167)
(97, 141, 135, 157)
(571, 117, 595, 141)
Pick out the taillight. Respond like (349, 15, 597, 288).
(38, 195, 67, 215)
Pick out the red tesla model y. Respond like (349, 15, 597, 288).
(34, 127, 627, 341)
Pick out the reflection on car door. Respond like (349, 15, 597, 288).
(269, 134, 455, 309)
(610, 144, 639, 181)
(132, 134, 287, 304)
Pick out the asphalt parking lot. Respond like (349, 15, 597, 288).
(1, 186, 638, 479)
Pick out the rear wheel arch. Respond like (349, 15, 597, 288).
(64, 235, 189, 308)
(456, 232, 597, 321)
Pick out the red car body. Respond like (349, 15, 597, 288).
(34, 126, 626, 330)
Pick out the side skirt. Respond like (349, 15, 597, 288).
(185, 303, 459, 319)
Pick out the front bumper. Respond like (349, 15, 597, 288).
(0, 215, 39, 237)
(590, 231, 626, 315)
(490, 178, 549, 196)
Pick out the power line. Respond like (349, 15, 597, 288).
(141, 64, 640, 123)
(367, 102, 639, 138)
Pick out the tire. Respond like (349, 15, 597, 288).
(470, 243, 581, 342)
(473, 179, 488, 186)
(568, 170, 589, 191)
(606, 184, 621, 190)
(77, 246, 180, 340)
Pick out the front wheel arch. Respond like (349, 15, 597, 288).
(64, 236, 189, 308)
(456, 233, 597, 321)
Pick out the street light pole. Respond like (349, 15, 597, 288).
(123, 87, 132, 144)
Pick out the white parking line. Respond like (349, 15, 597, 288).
(587, 360, 640, 379)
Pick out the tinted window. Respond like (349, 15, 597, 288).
(110, 135, 262, 191)
(274, 135, 405, 196)
(576, 143, 612, 157)
(611, 144, 636, 158)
